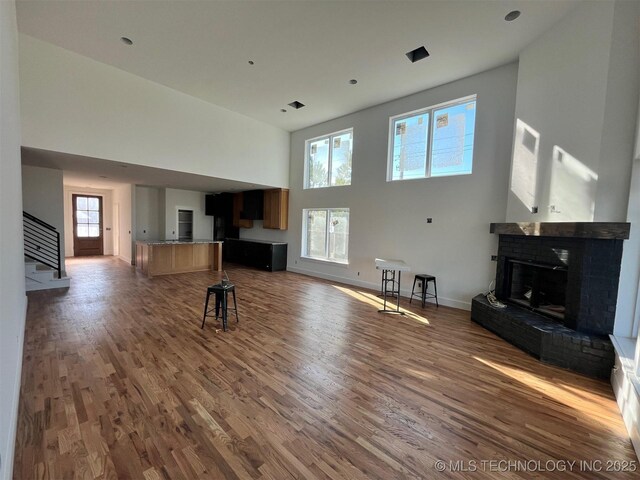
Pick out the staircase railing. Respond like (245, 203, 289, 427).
(23, 211, 62, 279)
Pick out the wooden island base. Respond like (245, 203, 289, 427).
(136, 241, 222, 277)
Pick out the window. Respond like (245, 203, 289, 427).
(302, 208, 350, 263)
(74, 195, 101, 237)
(388, 95, 476, 181)
(304, 129, 353, 188)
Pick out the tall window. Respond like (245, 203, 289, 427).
(304, 129, 353, 188)
(75, 195, 101, 237)
(388, 95, 476, 181)
(302, 208, 350, 263)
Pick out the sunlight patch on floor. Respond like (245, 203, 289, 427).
(473, 356, 627, 435)
(333, 285, 430, 325)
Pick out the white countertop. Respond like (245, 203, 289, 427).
(375, 258, 411, 271)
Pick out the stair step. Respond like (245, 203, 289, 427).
(26, 269, 55, 282)
(25, 276, 71, 292)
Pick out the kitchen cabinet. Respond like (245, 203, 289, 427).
(263, 188, 289, 230)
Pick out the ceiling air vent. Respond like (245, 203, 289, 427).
(406, 46, 430, 63)
(288, 101, 305, 109)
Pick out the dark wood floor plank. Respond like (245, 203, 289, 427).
(13, 256, 637, 479)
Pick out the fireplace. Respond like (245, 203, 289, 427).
(505, 259, 567, 321)
(471, 222, 630, 378)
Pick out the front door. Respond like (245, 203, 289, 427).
(73, 194, 104, 256)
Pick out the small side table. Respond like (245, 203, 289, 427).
(375, 258, 410, 314)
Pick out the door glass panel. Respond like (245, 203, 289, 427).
(75, 196, 101, 238)
(77, 225, 89, 237)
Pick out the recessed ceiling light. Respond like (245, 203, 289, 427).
(406, 46, 430, 63)
(248, 60, 255, 65)
(288, 101, 305, 110)
(505, 10, 521, 21)
(120, 37, 133, 45)
(280, 109, 287, 113)
(349, 79, 358, 85)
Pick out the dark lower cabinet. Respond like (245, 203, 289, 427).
(224, 238, 287, 272)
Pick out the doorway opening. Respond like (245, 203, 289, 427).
(73, 194, 104, 256)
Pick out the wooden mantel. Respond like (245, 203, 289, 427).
(490, 222, 630, 240)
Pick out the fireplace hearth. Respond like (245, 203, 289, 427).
(471, 222, 630, 378)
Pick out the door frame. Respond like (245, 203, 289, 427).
(72, 194, 104, 256)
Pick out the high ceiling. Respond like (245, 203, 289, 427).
(16, 0, 578, 132)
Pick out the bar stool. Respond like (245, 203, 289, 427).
(201, 282, 239, 331)
(410, 274, 438, 308)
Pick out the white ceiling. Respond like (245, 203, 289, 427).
(16, 0, 578, 132)
(22, 147, 267, 192)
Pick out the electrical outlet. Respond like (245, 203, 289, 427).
(427, 218, 433, 223)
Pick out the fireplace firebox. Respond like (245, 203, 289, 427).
(505, 259, 568, 321)
(471, 222, 630, 378)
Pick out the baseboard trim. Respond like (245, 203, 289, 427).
(611, 337, 640, 460)
(2, 295, 27, 480)
(287, 266, 470, 311)
(117, 255, 132, 265)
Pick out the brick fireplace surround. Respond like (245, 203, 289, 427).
(471, 222, 630, 378)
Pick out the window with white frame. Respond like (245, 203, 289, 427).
(302, 208, 350, 263)
(388, 95, 476, 181)
(304, 129, 353, 188)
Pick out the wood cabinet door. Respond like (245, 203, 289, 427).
(263, 189, 289, 230)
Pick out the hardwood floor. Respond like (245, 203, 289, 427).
(14, 257, 637, 479)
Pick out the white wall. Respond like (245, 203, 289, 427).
(506, 0, 639, 223)
(21, 165, 66, 273)
(113, 184, 133, 264)
(63, 186, 114, 256)
(164, 188, 213, 240)
(286, 63, 518, 309)
(616, 157, 640, 338)
(135, 186, 163, 241)
(0, 2, 26, 479)
(19, 34, 290, 188)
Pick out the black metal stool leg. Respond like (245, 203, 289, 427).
(232, 289, 239, 322)
(434, 278, 439, 307)
(215, 292, 221, 320)
(421, 278, 426, 308)
(201, 290, 210, 328)
(410, 276, 418, 304)
(222, 292, 228, 331)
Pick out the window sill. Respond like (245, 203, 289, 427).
(610, 335, 637, 373)
(386, 171, 472, 182)
(300, 256, 349, 268)
(303, 184, 352, 190)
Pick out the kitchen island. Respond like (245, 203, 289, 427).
(135, 240, 222, 277)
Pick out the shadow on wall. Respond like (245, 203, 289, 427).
(509, 118, 598, 220)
